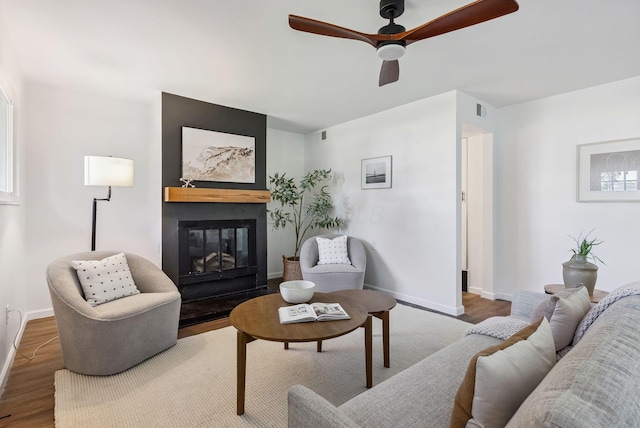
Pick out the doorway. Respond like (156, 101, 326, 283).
(460, 132, 494, 298)
(461, 138, 468, 292)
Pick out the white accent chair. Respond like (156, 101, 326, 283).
(299, 234, 367, 292)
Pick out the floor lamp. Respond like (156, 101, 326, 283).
(84, 156, 134, 251)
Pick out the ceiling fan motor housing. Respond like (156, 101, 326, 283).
(379, 0, 404, 19)
(377, 0, 406, 60)
(377, 11, 406, 61)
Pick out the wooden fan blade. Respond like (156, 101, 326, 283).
(289, 15, 380, 47)
(400, 0, 519, 44)
(379, 60, 399, 86)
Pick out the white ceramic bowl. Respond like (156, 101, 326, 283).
(279, 280, 315, 304)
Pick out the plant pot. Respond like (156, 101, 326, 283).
(562, 254, 598, 296)
(282, 255, 303, 281)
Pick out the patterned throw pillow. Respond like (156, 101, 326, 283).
(71, 253, 140, 306)
(316, 235, 352, 265)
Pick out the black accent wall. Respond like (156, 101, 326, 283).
(161, 92, 268, 293)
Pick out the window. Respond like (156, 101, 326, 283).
(0, 84, 15, 204)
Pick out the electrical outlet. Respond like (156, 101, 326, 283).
(5, 305, 9, 325)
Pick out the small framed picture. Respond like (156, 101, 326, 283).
(361, 155, 392, 189)
(576, 138, 640, 202)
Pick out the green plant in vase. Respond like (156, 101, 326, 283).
(268, 169, 343, 280)
(569, 230, 604, 264)
(563, 230, 604, 295)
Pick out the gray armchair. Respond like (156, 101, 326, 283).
(300, 234, 366, 292)
(46, 251, 181, 375)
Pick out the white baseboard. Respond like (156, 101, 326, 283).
(480, 290, 495, 300)
(468, 286, 483, 295)
(26, 308, 54, 320)
(493, 292, 514, 302)
(0, 308, 55, 398)
(267, 271, 283, 280)
(467, 288, 514, 302)
(364, 284, 464, 316)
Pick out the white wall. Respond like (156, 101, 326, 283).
(23, 83, 161, 312)
(266, 128, 305, 278)
(305, 91, 462, 315)
(495, 76, 640, 296)
(0, 5, 27, 392)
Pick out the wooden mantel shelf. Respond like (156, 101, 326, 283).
(164, 187, 271, 203)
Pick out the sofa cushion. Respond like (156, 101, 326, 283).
(532, 285, 591, 351)
(316, 235, 351, 265)
(451, 318, 556, 428)
(71, 252, 140, 306)
(506, 295, 640, 428)
(339, 333, 502, 428)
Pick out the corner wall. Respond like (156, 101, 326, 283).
(23, 83, 160, 313)
(495, 76, 640, 295)
(266, 128, 305, 278)
(305, 91, 461, 315)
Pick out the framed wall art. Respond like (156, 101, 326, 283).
(577, 137, 640, 202)
(361, 155, 392, 189)
(182, 126, 256, 183)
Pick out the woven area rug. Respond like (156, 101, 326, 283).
(55, 303, 471, 427)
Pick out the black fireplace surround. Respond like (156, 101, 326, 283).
(162, 92, 269, 326)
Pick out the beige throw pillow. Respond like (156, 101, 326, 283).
(451, 318, 556, 428)
(531, 285, 591, 351)
(71, 252, 140, 306)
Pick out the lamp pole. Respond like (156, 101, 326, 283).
(91, 186, 112, 251)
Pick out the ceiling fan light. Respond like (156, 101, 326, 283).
(377, 43, 405, 61)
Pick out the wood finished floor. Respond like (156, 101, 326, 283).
(0, 285, 510, 427)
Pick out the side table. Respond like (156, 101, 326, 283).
(544, 284, 608, 303)
(331, 289, 397, 368)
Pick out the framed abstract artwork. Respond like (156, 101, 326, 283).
(182, 127, 256, 184)
(361, 155, 392, 189)
(577, 138, 640, 202)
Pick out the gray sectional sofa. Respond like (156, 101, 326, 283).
(288, 286, 640, 427)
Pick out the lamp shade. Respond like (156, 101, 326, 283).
(84, 156, 134, 187)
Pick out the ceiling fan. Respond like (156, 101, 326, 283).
(289, 0, 519, 86)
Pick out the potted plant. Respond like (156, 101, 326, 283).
(562, 231, 604, 296)
(268, 169, 344, 281)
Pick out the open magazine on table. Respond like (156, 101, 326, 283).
(278, 302, 351, 324)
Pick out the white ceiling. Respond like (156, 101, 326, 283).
(2, 0, 640, 133)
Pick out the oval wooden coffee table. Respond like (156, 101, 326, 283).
(229, 292, 371, 415)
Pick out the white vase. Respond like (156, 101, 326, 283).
(562, 254, 598, 295)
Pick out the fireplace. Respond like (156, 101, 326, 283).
(162, 92, 269, 327)
(171, 218, 269, 326)
(177, 219, 257, 301)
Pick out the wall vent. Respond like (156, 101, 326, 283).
(321, 130, 327, 140)
(476, 103, 487, 118)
